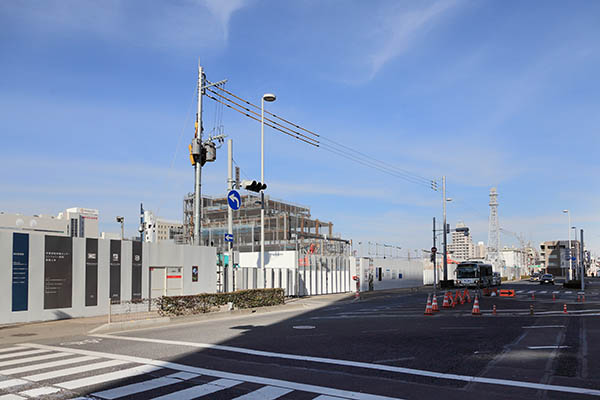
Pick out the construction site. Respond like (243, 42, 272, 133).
(181, 192, 351, 257)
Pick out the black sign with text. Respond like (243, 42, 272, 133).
(44, 236, 72, 309)
(131, 241, 142, 301)
(109, 240, 121, 304)
(12, 233, 29, 312)
(85, 238, 98, 306)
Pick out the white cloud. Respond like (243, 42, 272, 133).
(2, 0, 248, 50)
(367, 0, 460, 79)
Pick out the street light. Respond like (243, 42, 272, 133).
(261, 93, 276, 273)
(442, 174, 452, 284)
(563, 210, 572, 280)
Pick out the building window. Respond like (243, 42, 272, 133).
(71, 218, 78, 237)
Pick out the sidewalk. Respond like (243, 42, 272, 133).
(0, 292, 355, 343)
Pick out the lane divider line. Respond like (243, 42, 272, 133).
(75, 334, 600, 397)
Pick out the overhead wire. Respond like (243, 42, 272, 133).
(205, 79, 438, 190)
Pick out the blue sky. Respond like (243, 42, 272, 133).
(1, 0, 599, 255)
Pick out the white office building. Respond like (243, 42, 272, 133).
(448, 222, 475, 261)
(143, 210, 184, 243)
(0, 207, 98, 238)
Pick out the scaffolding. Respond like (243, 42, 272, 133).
(182, 192, 350, 256)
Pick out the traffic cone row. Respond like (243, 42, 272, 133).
(464, 289, 472, 303)
(577, 294, 585, 303)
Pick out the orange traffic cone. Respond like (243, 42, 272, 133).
(454, 290, 460, 306)
(532, 292, 535, 300)
(563, 304, 567, 313)
(424, 295, 433, 316)
(432, 295, 440, 312)
(460, 291, 465, 305)
(552, 293, 556, 301)
(492, 304, 497, 316)
(464, 289, 472, 303)
(582, 294, 585, 303)
(442, 292, 451, 308)
(472, 296, 481, 315)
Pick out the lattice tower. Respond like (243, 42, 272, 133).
(487, 187, 500, 263)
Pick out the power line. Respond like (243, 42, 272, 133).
(205, 79, 438, 190)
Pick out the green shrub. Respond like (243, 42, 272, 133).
(563, 280, 584, 289)
(156, 288, 285, 317)
(521, 275, 530, 280)
(501, 276, 508, 282)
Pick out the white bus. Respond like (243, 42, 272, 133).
(455, 261, 494, 288)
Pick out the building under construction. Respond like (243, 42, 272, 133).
(182, 192, 350, 256)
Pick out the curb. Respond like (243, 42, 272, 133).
(87, 297, 348, 334)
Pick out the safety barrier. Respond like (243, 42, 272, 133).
(499, 289, 515, 297)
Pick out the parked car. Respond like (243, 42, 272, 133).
(540, 274, 554, 285)
(492, 272, 501, 286)
(529, 273, 541, 282)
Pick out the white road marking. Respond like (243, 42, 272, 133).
(23, 343, 401, 400)
(80, 335, 600, 397)
(0, 355, 98, 375)
(0, 349, 48, 360)
(516, 290, 524, 293)
(539, 291, 547, 294)
(313, 396, 347, 400)
(0, 352, 71, 368)
(0, 394, 26, 400)
(19, 386, 61, 397)
(92, 372, 198, 399)
(440, 327, 484, 330)
(528, 346, 570, 350)
(0, 379, 28, 389)
(151, 378, 241, 400)
(565, 291, 572, 294)
(57, 364, 161, 390)
(232, 385, 293, 399)
(527, 290, 536, 294)
(522, 325, 565, 329)
(552, 291, 560, 294)
(0, 347, 27, 354)
(24, 359, 129, 381)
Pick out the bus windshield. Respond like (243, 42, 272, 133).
(456, 265, 478, 278)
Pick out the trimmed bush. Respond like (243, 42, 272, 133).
(520, 275, 530, 280)
(501, 277, 508, 282)
(156, 288, 285, 317)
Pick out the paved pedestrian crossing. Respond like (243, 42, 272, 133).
(0, 344, 399, 400)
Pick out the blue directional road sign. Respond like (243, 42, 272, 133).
(224, 233, 233, 242)
(227, 190, 241, 210)
(572, 257, 577, 261)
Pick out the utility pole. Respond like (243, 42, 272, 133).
(193, 63, 204, 246)
(433, 217, 437, 294)
(442, 176, 448, 282)
(581, 229, 585, 291)
(227, 139, 234, 291)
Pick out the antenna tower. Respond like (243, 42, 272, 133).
(487, 187, 500, 265)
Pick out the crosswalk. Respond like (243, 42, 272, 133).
(514, 289, 598, 296)
(0, 344, 399, 400)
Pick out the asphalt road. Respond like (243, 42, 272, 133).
(1, 279, 599, 399)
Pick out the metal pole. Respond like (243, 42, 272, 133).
(567, 211, 572, 281)
(120, 220, 124, 240)
(443, 176, 448, 282)
(261, 97, 265, 289)
(228, 139, 234, 291)
(581, 229, 585, 291)
(433, 217, 437, 295)
(193, 64, 204, 245)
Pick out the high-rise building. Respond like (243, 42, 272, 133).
(475, 241, 487, 259)
(448, 221, 475, 261)
(143, 210, 184, 243)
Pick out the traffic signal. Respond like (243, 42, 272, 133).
(241, 180, 267, 192)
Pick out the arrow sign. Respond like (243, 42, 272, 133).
(224, 233, 233, 242)
(227, 190, 241, 210)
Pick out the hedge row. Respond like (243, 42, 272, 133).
(156, 288, 285, 317)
